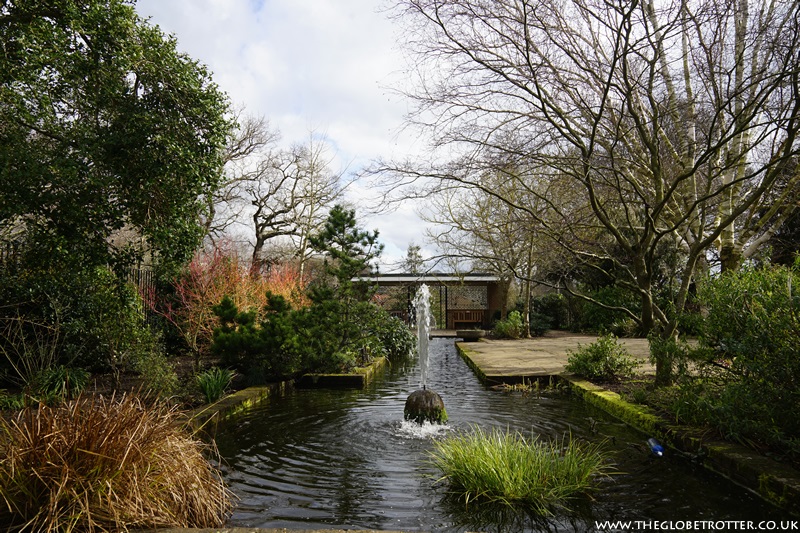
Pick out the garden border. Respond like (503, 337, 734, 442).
(563, 375, 800, 516)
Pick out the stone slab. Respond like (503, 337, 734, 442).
(456, 333, 653, 383)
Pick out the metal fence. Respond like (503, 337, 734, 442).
(1, 244, 159, 325)
(126, 267, 158, 325)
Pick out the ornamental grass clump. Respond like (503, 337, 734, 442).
(429, 426, 613, 515)
(0, 394, 233, 532)
(196, 366, 235, 404)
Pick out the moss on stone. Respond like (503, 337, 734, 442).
(404, 388, 447, 425)
(405, 405, 448, 425)
(184, 381, 291, 431)
(296, 357, 388, 389)
(563, 376, 662, 435)
(558, 374, 800, 516)
(455, 342, 488, 383)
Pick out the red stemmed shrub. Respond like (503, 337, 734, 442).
(153, 245, 308, 362)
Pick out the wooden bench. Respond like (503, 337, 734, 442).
(451, 310, 485, 329)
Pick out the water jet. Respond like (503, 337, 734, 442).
(404, 284, 447, 424)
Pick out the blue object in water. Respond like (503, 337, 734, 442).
(648, 438, 665, 457)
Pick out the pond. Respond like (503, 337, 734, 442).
(214, 338, 787, 532)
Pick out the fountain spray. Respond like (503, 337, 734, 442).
(404, 284, 447, 425)
(413, 284, 431, 390)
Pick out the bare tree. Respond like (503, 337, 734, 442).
(248, 147, 305, 269)
(385, 0, 799, 353)
(203, 111, 279, 245)
(422, 166, 560, 331)
(290, 132, 348, 276)
(202, 115, 348, 271)
(246, 132, 347, 271)
(380, 0, 800, 384)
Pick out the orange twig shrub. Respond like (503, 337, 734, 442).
(153, 245, 308, 359)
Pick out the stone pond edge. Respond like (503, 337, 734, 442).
(182, 357, 389, 431)
(455, 341, 800, 517)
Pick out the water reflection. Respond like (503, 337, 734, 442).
(214, 338, 788, 531)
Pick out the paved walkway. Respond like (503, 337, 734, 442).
(455, 331, 653, 382)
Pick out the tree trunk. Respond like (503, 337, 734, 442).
(636, 272, 673, 386)
(521, 277, 532, 338)
(639, 290, 656, 336)
(521, 241, 534, 338)
(719, 244, 742, 273)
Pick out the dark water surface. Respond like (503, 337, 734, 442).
(214, 338, 788, 532)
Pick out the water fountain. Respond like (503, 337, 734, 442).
(403, 284, 447, 424)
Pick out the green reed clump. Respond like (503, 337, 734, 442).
(30, 365, 90, 402)
(429, 426, 613, 515)
(196, 366, 235, 404)
(0, 394, 233, 532)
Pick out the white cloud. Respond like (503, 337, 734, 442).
(134, 0, 435, 269)
(137, 0, 409, 159)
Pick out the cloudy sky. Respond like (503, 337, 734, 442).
(134, 0, 430, 269)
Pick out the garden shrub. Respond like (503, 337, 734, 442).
(134, 350, 180, 399)
(565, 333, 641, 381)
(528, 310, 552, 337)
(493, 310, 524, 339)
(646, 334, 712, 387)
(0, 390, 25, 411)
(675, 296, 704, 337)
(155, 247, 307, 364)
(531, 292, 569, 330)
(29, 365, 90, 403)
(0, 315, 61, 389)
(0, 395, 232, 531)
(211, 206, 412, 381)
(609, 317, 639, 338)
(369, 312, 416, 362)
(573, 285, 640, 334)
(212, 293, 414, 380)
(695, 264, 800, 454)
(0, 262, 159, 380)
(212, 293, 306, 379)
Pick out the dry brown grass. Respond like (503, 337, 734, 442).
(0, 394, 233, 532)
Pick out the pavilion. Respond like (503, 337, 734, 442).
(361, 273, 503, 330)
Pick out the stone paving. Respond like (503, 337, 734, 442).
(454, 331, 654, 381)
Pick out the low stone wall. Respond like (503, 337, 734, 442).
(183, 380, 293, 432)
(184, 357, 390, 431)
(296, 357, 389, 388)
(453, 343, 488, 382)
